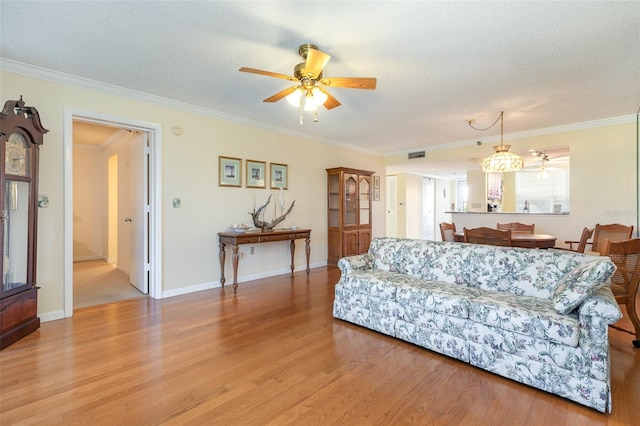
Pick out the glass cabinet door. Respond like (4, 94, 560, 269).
(344, 175, 357, 226)
(328, 173, 340, 227)
(2, 180, 30, 294)
(359, 176, 371, 225)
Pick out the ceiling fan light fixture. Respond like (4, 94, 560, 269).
(285, 87, 327, 111)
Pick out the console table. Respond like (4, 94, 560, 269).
(218, 228, 311, 293)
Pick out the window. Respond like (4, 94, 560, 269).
(455, 179, 468, 212)
(515, 164, 570, 213)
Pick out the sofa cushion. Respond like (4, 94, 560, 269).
(468, 290, 580, 347)
(419, 242, 468, 285)
(466, 321, 606, 381)
(494, 250, 584, 299)
(551, 259, 616, 314)
(369, 237, 406, 272)
(342, 270, 425, 300)
(396, 280, 482, 319)
(459, 245, 585, 299)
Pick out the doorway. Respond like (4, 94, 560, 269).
(64, 109, 162, 317)
(72, 126, 147, 309)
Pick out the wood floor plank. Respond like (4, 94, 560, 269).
(1, 266, 639, 425)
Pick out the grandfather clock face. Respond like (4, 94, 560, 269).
(5, 132, 28, 176)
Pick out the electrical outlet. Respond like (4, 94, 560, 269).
(250, 247, 255, 255)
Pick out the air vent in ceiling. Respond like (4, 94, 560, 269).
(408, 151, 425, 159)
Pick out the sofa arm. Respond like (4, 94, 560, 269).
(577, 285, 623, 324)
(337, 254, 374, 275)
(577, 286, 622, 349)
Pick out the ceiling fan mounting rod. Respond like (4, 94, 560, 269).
(298, 43, 319, 59)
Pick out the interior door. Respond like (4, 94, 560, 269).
(128, 132, 149, 293)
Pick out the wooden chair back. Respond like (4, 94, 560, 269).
(599, 238, 640, 347)
(592, 223, 634, 252)
(563, 227, 595, 253)
(574, 227, 595, 253)
(439, 222, 456, 242)
(496, 222, 535, 234)
(463, 227, 512, 247)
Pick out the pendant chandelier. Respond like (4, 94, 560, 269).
(467, 111, 523, 173)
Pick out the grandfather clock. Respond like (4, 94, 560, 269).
(1, 97, 48, 349)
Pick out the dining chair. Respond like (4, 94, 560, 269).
(566, 223, 634, 253)
(559, 227, 594, 253)
(439, 222, 457, 242)
(463, 227, 512, 247)
(599, 238, 640, 348)
(496, 222, 535, 233)
(591, 223, 634, 252)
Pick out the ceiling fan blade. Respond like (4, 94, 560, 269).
(263, 86, 299, 103)
(239, 67, 297, 81)
(320, 77, 377, 90)
(305, 48, 331, 78)
(318, 87, 341, 110)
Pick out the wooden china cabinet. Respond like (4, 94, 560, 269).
(1, 97, 48, 349)
(327, 167, 373, 265)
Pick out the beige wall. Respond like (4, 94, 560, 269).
(72, 144, 104, 260)
(386, 120, 639, 246)
(2, 71, 385, 319)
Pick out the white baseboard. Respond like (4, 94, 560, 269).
(39, 310, 66, 322)
(161, 281, 219, 298)
(73, 255, 104, 262)
(160, 262, 327, 299)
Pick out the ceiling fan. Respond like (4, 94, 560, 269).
(239, 44, 377, 112)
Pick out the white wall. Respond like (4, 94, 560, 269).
(1, 70, 386, 319)
(385, 175, 397, 237)
(72, 144, 103, 260)
(404, 174, 422, 238)
(434, 179, 454, 240)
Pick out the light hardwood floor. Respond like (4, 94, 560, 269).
(1, 266, 639, 425)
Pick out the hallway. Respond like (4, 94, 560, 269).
(73, 260, 145, 309)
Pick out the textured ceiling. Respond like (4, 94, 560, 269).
(1, 1, 639, 171)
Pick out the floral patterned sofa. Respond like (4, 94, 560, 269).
(333, 237, 622, 412)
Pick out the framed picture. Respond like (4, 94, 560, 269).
(270, 163, 288, 190)
(373, 188, 381, 201)
(246, 159, 266, 188)
(218, 156, 242, 187)
(373, 175, 380, 189)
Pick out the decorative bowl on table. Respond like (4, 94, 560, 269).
(228, 224, 251, 233)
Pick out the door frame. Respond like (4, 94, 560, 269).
(63, 108, 163, 318)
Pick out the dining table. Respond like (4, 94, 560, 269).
(453, 231, 557, 249)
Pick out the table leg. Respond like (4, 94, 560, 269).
(290, 239, 295, 275)
(231, 244, 240, 294)
(218, 242, 226, 287)
(305, 236, 310, 275)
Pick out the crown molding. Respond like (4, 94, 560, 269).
(384, 114, 637, 157)
(0, 58, 379, 156)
